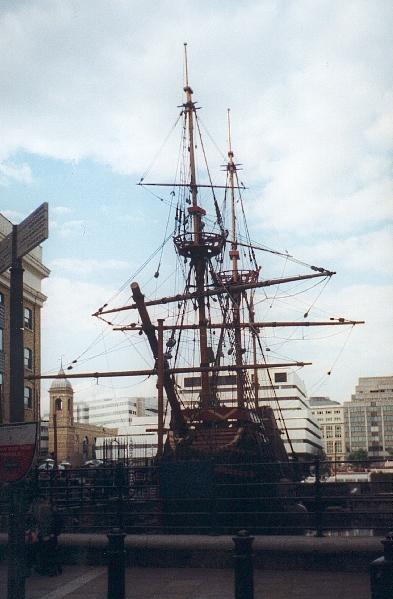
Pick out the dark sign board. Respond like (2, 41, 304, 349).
(0, 233, 12, 274)
(0, 422, 38, 482)
(17, 202, 48, 258)
(0, 203, 48, 274)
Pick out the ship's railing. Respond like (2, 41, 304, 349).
(0, 457, 392, 537)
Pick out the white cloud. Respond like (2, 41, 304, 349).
(40, 274, 153, 411)
(50, 257, 130, 274)
(255, 281, 393, 402)
(0, 209, 25, 223)
(49, 218, 87, 238)
(292, 227, 393, 277)
(1, 1, 392, 411)
(0, 161, 32, 186)
(0, 1, 390, 244)
(51, 205, 72, 215)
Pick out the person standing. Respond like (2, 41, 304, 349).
(33, 495, 62, 576)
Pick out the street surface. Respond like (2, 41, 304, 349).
(0, 563, 370, 598)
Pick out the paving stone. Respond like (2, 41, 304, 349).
(0, 563, 371, 598)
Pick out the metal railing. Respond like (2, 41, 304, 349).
(1, 458, 392, 536)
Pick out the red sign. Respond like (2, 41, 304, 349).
(0, 422, 38, 482)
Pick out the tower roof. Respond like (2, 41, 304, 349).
(49, 367, 73, 393)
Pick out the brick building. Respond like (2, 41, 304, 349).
(48, 368, 117, 465)
(0, 212, 50, 424)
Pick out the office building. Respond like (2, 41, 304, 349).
(309, 397, 345, 461)
(75, 396, 157, 432)
(343, 376, 393, 458)
(179, 368, 323, 460)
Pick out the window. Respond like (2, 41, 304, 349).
(55, 398, 62, 411)
(24, 307, 33, 329)
(24, 386, 33, 409)
(0, 292, 3, 304)
(24, 347, 33, 370)
(274, 372, 287, 383)
(0, 328, 2, 351)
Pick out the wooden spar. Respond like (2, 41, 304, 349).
(250, 296, 259, 408)
(114, 319, 365, 331)
(131, 282, 187, 435)
(93, 271, 335, 317)
(27, 361, 313, 382)
(139, 182, 247, 189)
(157, 318, 164, 457)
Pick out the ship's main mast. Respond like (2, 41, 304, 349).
(174, 44, 225, 408)
(88, 48, 364, 437)
(226, 110, 245, 407)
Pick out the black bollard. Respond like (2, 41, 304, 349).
(107, 528, 126, 599)
(370, 531, 393, 599)
(233, 529, 254, 599)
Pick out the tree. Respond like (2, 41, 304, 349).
(347, 448, 369, 468)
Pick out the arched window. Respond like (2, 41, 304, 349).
(55, 398, 62, 411)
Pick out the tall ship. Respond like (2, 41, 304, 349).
(91, 47, 362, 520)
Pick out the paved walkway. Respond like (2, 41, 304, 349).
(0, 563, 370, 598)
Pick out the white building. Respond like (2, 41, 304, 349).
(95, 417, 159, 462)
(257, 369, 323, 460)
(76, 396, 159, 461)
(75, 396, 157, 432)
(178, 368, 323, 460)
(309, 397, 345, 461)
(39, 418, 49, 458)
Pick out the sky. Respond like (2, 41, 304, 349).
(0, 0, 392, 413)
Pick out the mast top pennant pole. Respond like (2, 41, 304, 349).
(184, 42, 189, 89)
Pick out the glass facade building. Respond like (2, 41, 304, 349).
(343, 376, 393, 458)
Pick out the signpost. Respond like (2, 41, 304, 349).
(0, 203, 48, 599)
(15, 202, 49, 260)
